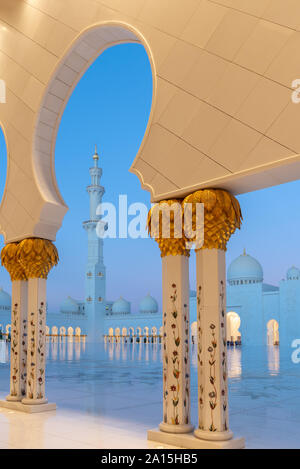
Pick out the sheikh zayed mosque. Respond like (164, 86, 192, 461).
(0, 149, 299, 351)
(1, 0, 300, 450)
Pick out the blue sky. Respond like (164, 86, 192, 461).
(0, 43, 300, 312)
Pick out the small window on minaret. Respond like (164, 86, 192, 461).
(87, 272, 92, 277)
(98, 272, 103, 277)
(98, 297, 102, 302)
(87, 296, 92, 302)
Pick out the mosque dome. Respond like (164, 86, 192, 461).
(112, 297, 131, 314)
(60, 296, 79, 314)
(228, 250, 263, 285)
(287, 266, 300, 280)
(0, 288, 11, 311)
(139, 294, 158, 314)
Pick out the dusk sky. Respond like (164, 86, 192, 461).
(0, 43, 300, 313)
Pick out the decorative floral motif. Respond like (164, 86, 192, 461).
(220, 280, 228, 432)
(208, 323, 217, 432)
(170, 283, 180, 425)
(37, 302, 45, 399)
(197, 285, 204, 430)
(27, 301, 46, 400)
(21, 318, 27, 396)
(183, 302, 190, 425)
(10, 303, 19, 397)
(163, 311, 168, 423)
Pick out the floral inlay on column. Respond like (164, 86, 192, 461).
(183, 303, 190, 426)
(208, 323, 217, 432)
(10, 303, 19, 397)
(170, 283, 180, 425)
(220, 280, 228, 432)
(147, 199, 193, 434)
(183, 189, 242, 441)
(197, 285, 204, 430)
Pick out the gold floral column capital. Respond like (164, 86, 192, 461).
(147, 199, 189, 257)
(16, 238, 59, 279)
(183, 189, 242, 251)
(1, 243, 27, 281)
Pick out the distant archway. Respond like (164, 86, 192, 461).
(67, 327, 74, 337)
(267, 320, 279, 346)
(60, 326, 66, 336)
(227, 312, 241, 343)
(75, 327, 81, 337)
(52, 326, 58, 336)
(191, 321, 197, 344)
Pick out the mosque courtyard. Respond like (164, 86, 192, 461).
(0, 339, 298, 449)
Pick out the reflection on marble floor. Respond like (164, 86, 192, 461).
(0, 339, 299, 448)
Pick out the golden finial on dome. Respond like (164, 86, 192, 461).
(243, 248, 246, 256)
(93, 144, 99, 160)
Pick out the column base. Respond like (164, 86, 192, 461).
(148, 428, 245, 449)
(194, 428, 234, 441)
(0, 400, 56, 413)
(6, 395, 22, 402)
(159, 422, 194, 434)
(22, 397, 48, 405)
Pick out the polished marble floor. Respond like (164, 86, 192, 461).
(0, 338, 299, 449)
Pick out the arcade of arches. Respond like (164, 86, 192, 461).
(2, 0, 300, 450)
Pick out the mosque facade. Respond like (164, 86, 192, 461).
(0, 151, 299, 347)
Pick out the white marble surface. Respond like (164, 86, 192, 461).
(0, 339, 299, 449)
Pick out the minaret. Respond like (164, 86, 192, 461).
(82, 146, 106, 341)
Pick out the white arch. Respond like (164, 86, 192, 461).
(52, 326, 58, 336)
(267, 319, 279, 346)
(6, 324, 10, 334)
(122, 327, 127, 336)
(31, 22, 156, 241)
(75, 327, 81, 337)
(226, 312, 241, 343)
(67, 326, 74, 336)
(46, 326, 50, 335)
(60, 326, 66, 336)
(151, 326, 157, 335)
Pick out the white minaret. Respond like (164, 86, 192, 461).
(82, 146, 106, 341)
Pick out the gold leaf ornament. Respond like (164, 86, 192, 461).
(16, 238, 59, 279)
(183, 189, 242, 251)
(147, 199, 189, 258)
(1, 242, 27, 281)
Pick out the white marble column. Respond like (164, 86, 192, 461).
(194, 248, 232, 441)
(22, 278, 47, 405)
(160, 254, 193, 434)
(6, 280, 28, 401)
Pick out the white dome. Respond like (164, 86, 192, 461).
(139, 294, 158, 314)
(0, 288, 11, 310)
(287, 266, 300, 280)
(228, 251, 263, 284)
(112, 297, 131, 314)
(60, 296, 79, 314)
